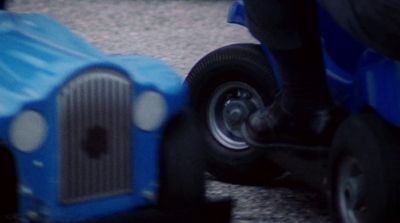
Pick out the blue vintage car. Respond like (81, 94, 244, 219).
(0, 9, 229, 223)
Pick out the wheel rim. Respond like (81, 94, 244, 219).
(337, 157, 367, 223)
(208, 81, 264, 150)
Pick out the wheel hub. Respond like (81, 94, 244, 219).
(223, 100, 251, 133)
(337, 157, 366, 223)
(208, 81, 264, 150)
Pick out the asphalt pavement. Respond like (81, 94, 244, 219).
(10, 0, 331, 222)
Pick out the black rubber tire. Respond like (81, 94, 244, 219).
(330, 113, 400, 223)
(0, 0, 6, 10)
(158, 109, 205, 209)
(0, 144, 17, 223)
(185, 43, 284, 184)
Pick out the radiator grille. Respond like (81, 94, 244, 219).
(59, 70, 132, 203)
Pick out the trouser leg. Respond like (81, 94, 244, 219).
(244, 0, 331, 111)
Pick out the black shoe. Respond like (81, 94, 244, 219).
(241, 96, 335, 147)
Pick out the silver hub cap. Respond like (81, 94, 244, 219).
(337, 157, 367, 223)
(208, 81, 264, 150)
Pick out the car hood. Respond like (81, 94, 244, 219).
(0, 11, 184, 119)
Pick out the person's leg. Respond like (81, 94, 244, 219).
(243, 0, 333, 146)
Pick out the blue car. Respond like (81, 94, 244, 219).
(0, 9, 231, 223)
(186, 0, 400, 222)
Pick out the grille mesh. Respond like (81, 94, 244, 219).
(59, 70, 132, 203)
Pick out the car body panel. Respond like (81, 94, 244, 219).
(0, 10, 187, 222)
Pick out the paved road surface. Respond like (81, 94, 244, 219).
(10, 1, 331, 222)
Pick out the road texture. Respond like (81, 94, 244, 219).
(9, 0, 331, 222)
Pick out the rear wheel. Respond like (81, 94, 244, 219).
(185, 43, 284, 184)
(330, 114, 400, 223)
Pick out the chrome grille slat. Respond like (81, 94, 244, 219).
(59, 70, 132, 203)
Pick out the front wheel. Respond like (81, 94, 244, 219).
(0, 0, 6, 10)
(185, 43, 284, 184)
(158, 109, 205, 208)
(0, 144, 17, 223)
(330, 114, 400, 223)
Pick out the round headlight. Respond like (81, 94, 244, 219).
(10, 111, 48, 152)
(133, 91, 167, 131)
